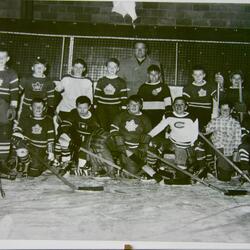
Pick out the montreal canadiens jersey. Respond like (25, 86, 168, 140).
(94, 76, 128, 108)
(55, 75, 93, 112)
(110, 111, 152, 149)
(0, 67, 19, 107)
(149, 111, 198, 148)
(137, 81, 171, 110)
(60, 109, 99, 141)
(182, 81, 216, 110)
(14, 115, 55, 148)
(19, 75, 55, 108)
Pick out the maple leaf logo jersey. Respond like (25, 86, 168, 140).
(198, 88, 207, 97)
(125, 119, 138, 132)
(32, 81, 44, 92)
(32, 124, 42, 134)
(104, 84, 116, 95)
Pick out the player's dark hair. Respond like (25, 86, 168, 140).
(31, 98, 46, 106)
(33, 57, 48, 67)
(76, 96, 91, 107)
(192, 65, 206, 74)
(105, 58, 120, 67)
(147, 64, 161, 74)
(229, 70, 244, 81)
(173, 96, 187, 105)
(128, 95, 143, 106)
(219, 100, 233, 109)
(72, 58, 87, 76)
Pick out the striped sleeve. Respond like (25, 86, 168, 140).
(94, 79, 103, 106)
(47, 118, 55, 144)
(110, 113, 122, 135)
(119, 79, 128, 109)
(9, 71, 19, 107)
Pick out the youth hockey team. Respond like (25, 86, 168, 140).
(1, 41, 250, 186)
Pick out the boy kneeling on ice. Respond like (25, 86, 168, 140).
(205, 101, 241, 181)
(55, 96, 100, 176)
(12, 98, 55, 177)
(110, 95, 154, 177)
(148, 96, 199, 184)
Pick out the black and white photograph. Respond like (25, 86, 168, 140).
(1, 0, 250, 249)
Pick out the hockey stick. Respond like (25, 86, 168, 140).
(36, 157, 104, 192)
(147, 151, 249, 196)
(80, 146, 141, 180)
(199, 132, 250, 183)
(239, 80, 244, 123)
(0, 178, 5, 198)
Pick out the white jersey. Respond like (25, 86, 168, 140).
(149, 111, 198, 148)
(55, 75, 93, 112)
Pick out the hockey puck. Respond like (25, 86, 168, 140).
(77, 186, 104, 191)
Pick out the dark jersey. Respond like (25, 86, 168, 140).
(0, 67, 19, 106)
(14, 115, 54, 148)
(19, 75, 55, 109)
(241, 115, 250, 143)
(110, 111, 152, 149)
(94, 76, 128, 108)
(183, 81, 216, 110)
(60, 109, 99, 142)
(137, 81, 171, 110)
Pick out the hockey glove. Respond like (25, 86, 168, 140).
(7, 106, 16, 121)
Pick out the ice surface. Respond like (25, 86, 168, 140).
(0, 174, 250, 243)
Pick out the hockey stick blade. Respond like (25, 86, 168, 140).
(35, 156, 104, 192)
(224, 189, 249, 196)
(77, 186, 104, 191)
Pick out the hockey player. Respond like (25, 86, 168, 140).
(94, 58, 128, 131)
(183, 65, 216, 129)
(205, 101, 241, 181)
(110, 95, 152, 175)
(137, 64, 172, 127)
(0, 48, 19, 173)
(18, 57, 55, 120)
(12, 98, 55, 177)
(148, 96, 198, 183)
(238, 105, 250, 175)
(54, 58, 93, 124)
(55, 96, 99, 176)
(221, 70, 250, 121)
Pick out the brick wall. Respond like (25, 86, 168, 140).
(2, 1, 250, 29)
(0, 0, 21, 19)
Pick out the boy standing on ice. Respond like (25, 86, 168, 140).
(137, 64, 172, 127)
(55, 59, 93, 124)
(205, 101, 241, 181)
(94, 58, 128, 131)
(18, 57, 55, 120)
(0, 48, 19, 174)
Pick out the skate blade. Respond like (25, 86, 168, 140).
(76, 186, 104, 191)
(224, 189, 249, 196)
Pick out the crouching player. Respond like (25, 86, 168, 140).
(12, 98, 55, 177)
(55, 96, 99, 175)
(148, 96, 199, 184)
(205, 101, 241, 181)
(110, 95, 153, 176)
